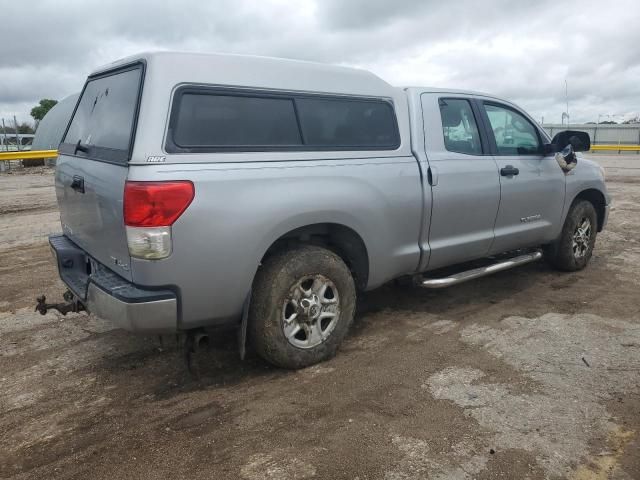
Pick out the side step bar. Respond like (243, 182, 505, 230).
(419, 251, 543, 289)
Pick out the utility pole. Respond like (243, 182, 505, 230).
(13, 115, 21, 151)
(595, 114, 602, 145)
(1, 118, 8, 151)
(1, 118, 7, 173)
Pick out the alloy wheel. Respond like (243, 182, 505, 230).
(281, 275, 340, 349)
(572, 217, 592, 259)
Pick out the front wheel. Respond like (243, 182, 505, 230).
(249, 246, 356, 369)
(545, 200, 598, 271)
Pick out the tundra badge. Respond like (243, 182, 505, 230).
(520, 214, 542, 223)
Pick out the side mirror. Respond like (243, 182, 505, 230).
(549, 130, 591, 153)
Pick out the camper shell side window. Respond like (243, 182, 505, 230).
(165, 87, 400, 153)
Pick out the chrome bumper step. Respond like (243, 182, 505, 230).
(418, 251, 543, 289)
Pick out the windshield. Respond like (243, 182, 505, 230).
(62, 64, 143, 163)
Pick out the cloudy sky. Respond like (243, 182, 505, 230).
(1, 0, 639, 126)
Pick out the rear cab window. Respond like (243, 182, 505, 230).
(166, 87, 400, 153)
(438, 98, 483, 155)
(59, 63, 144, 164)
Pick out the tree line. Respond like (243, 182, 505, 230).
(1, 98, 58, 135)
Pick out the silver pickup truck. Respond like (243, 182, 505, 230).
(42, 52, 609, 369)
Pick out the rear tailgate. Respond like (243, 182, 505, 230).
(55, 157, 132, 280)
(55, 62, 145, 281)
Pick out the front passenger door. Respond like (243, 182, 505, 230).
(480, 101, 566, 254)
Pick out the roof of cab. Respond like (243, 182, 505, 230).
(91, 51, 398, 98)
(403, 86, 501, 100)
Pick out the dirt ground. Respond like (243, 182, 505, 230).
(1, 157, 639, 480)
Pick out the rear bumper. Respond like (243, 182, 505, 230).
(86, 283, 177, 333)
(50, 234, 178, 334)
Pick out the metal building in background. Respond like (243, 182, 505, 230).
(32, 93, 79, 165)
(543, 123, 640, 149)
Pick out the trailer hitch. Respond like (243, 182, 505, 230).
(35, 290, 85, 316)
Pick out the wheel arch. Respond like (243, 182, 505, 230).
(259, 223, 370, 291)
(572, 188, 607, 231)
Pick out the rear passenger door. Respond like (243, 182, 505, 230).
(421, 94, 501, 270)
(478, 101, 566, 253)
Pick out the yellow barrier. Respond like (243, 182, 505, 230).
(0, 149, 58, 161)
(591, 144, 640, 152)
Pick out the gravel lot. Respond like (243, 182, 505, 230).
(1, 156, 639, 479)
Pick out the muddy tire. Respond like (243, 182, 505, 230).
(249, 245, 356, 369)
(545, 200, 598, 272)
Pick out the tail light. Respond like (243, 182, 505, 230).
(123, 181, 194, 259)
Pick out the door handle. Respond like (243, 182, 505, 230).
(70, 175, 85, 193)
(500, 165, 519, 177)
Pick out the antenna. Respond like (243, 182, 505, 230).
(565, 79, 569, 127)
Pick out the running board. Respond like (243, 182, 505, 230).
(419, 251, 543, 289)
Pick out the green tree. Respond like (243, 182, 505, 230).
(30, 98, 58, 122)
(17, 122, 34, 134)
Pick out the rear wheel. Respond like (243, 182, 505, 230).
(249, 245, 356, 369)
(545, 200, 598, 271)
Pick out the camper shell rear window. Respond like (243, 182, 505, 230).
(59, 62, 145, 164)
(166, 87, 400, 153)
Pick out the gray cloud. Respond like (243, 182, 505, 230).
(1, 0, 638, 125)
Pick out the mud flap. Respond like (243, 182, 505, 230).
(238, 291, 251, 360)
